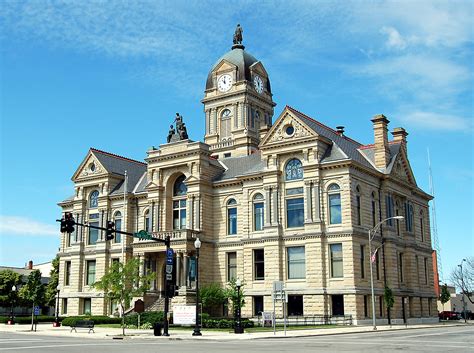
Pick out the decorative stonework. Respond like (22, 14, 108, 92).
(80, 158, 103, 177)
(268, 115, 313, 143)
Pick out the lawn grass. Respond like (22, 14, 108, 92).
(95, 324, 342, 332)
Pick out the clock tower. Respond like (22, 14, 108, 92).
(202, 25, 276, 158)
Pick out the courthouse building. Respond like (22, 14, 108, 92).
(57, 29, 437, 324)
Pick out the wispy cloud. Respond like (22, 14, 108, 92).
(396, 111, 473, 132)
(0, 216, 58, 236)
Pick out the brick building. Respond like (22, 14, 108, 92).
(57, 29, 437, 324)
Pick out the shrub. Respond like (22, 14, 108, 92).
(0, 316, 61, 324)
(200, 316, 254, 329)
(61, 316, 121, 326)
(124, 311, 164, 326)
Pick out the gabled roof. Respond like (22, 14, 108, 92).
(213, 152, 266, 181)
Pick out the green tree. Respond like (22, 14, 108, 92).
(225, 278, 245, 315)
(439, 284, 451, 311)
(45, 255, 59, 307)
(384, 285, 395, 326)
(93, 258, 154, 335)
(0, 270, 23, 308)
(19, 270, 45, 331)
(199, 282, 227, 316)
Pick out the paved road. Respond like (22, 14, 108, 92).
(0, 325, 472, 352)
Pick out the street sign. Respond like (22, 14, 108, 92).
(134, 230, 153, 240)
(166, 248, 174, 265)
(166, 273, 173, 281)
(134, 299, 145, 314)
(273, 281, 284, 292)
(166, 264, 173, 274)
(34, 306, 40, 315)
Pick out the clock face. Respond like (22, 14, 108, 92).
(217, 74, 233, 92)
(253, 75, 264, 94)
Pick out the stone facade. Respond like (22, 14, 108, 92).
(57, 33, 437, 324)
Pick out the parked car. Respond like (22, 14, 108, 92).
(438, 311, 460, 320)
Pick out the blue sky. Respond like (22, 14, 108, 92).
(0, 1, 472, 283)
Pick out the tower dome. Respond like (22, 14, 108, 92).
(205, 47, 272, 93)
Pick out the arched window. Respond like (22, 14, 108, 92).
(328, 184, 341, 224)
(144, 209, 151, 232)
(227, 199, 237, 235)
(173, 175, 187, 230)
(285, 159, 303, 181)
(253, 193, 264, 231)
(113, 211, 122, 243)
(89, 190, 99, 208)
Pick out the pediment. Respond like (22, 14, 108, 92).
(390, 151, 417, 186)
(72, 151, 107, 181)
(249, 61, 268, 77)
(214, 59, 237, 74)
(260, 108, 317, 147)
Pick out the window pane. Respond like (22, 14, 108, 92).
(330, 243, 343, 278)
(228, 253, 237, 280)
(88, 222, 99, 245)
(285, 159, 303, 181)
(329, 194, 341, 224)
(254, 202, 264, 231)
(89, 191, 99, 208)
(286, 198, 304, 228)
(288, 246, 305, 279)
(87, 261, 96, 285)
(114, 219, 121, 243)
(174, 175, 187, 196)
(180, 209, 186, 228)
(254, 249, 264, 280)
(286, 187, 303, 195)
(228, 208, 237, 235)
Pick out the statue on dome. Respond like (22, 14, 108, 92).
(167, 113, 188, 143)
(233, 24, 243, 45)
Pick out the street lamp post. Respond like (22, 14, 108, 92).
(234, 279, 243, 334)
(8, 285, 16, 325)
(458, 259, 467, 323)
(369, 216, 404, 331)
(54, 285, 61, 327)
(192, 237, 202, 336)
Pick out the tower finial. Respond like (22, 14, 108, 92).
(232, 24, 244, 49)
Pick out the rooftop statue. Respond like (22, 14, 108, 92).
(233, 24, 243, 45)
(167, 113, 188, 143)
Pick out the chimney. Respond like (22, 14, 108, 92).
(371, 114, 390, 169)
(336, 126, 345, 136)
(28, 260, 33, 269)
(392, 127, 408, 154)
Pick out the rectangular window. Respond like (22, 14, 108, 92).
(286, 198, 304, 228)
(398, 253, 404, 283)
(329, 194, 342, 224)
(405, 202, 414, 232)
(83, 298, 91, 315)
(253, 296, 264, 316)
(114, 218, 122, 243)
(364, 295, 368, 317)
(86, 260, 96, 285)
(68, 229, 75, 247)
(420, 215, 424, 242)
(420, 297, 423, 317)
(330, 243, 343, 278)
(88, 221, 99, 245)
(386, 194, 394, 225)
(253, 249, 264, 280)
(227, 252, 237, 281)
(375, 251, 380, 280)
(62, 298, 68, 315)
(254, 202, 264, 231)
(428, 298, 432, 316)
(288, 295, 304, 316)
(227, 207, 237, 235)
(396, 209, 401, 236)
(424, 258, 428, 285)
(287, 246, 305, 279)
(286, 187, 304, 195)
(65, 261, 71, 286)
(356, 195, 361, 225)
(332, 295, 344, 316)
(360, 245, 365, 279)
(416, 255, 420, 284)
(379, 295, 384, 317)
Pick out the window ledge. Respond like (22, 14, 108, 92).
(329, 277, 344, 281)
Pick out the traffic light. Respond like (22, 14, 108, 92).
(165, 235, 171, 248)
(60, 216, 67, 233)
(106, 221, 115, 241)
(64, 213, 75, 234)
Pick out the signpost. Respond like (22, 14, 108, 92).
(272, 281, 287, 336)
(33, 306, 40, 332)
(173, 305, 196, 325)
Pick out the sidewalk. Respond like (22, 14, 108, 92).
(0, 322, 469, 341)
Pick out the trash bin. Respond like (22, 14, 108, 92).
(153, 322, 162, 336)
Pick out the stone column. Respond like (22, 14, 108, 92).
(176, 251, 181, 287)
(313, 182, 321, 222)
(99, 208, 105, 241)
(212, 108, 218, 134)
(205, 109, 210, 135)
(304, 181, 313, 223)
(183, 252, 189, 288)
(264, 187, 272, 227)
(234, 103, 238, 129)
(196, 195, 201, 232)
(188, 195, 194, 230)
(271, 186, 279, 226)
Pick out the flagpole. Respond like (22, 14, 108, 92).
(122, 170, 127, 263)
